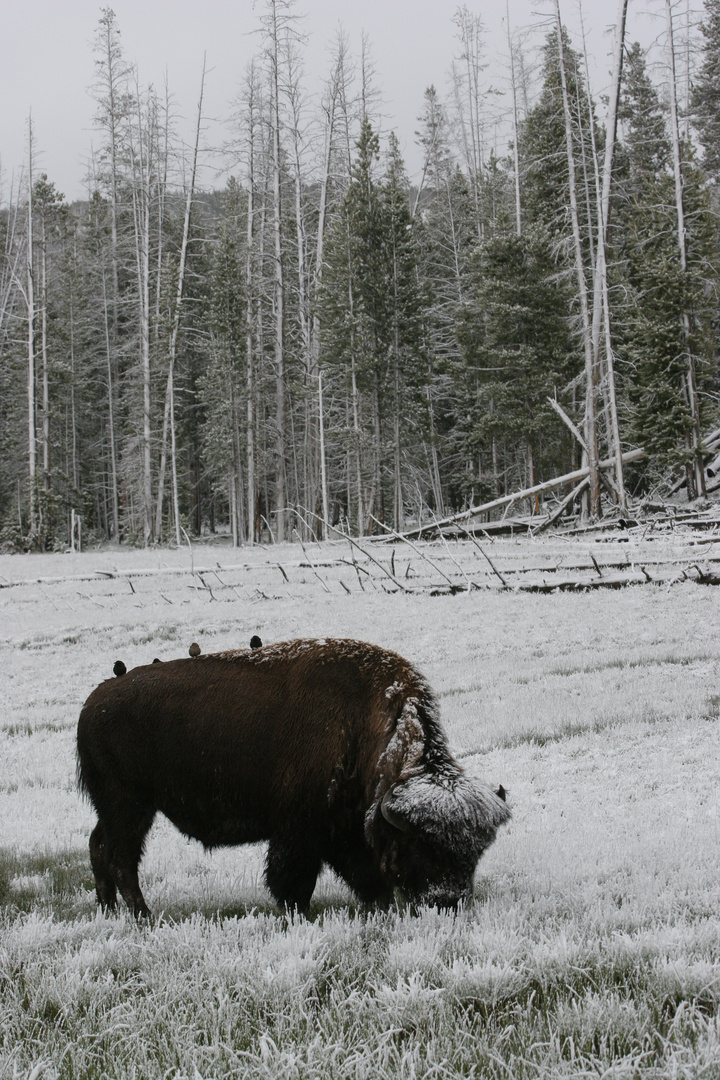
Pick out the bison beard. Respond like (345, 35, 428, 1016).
(76, 638, 510, 917)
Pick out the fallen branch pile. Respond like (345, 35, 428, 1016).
(399, 449, 646, 540)
(396, 423, 720, 542)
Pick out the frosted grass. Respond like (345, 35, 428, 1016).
(1, 539, 719, 1077)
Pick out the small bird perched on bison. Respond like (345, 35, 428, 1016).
(77, 638, 510, 917)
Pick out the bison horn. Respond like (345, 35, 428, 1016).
(380, 789, 412, 832)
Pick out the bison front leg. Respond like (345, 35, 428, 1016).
(265, 836, 322, 913)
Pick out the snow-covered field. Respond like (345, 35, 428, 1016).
(1, 538, 719, 1079)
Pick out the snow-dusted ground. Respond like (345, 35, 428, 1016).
(1, 537, 719, 903)
(1, 537, 719, 1078)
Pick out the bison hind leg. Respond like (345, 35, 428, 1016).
(89, 820, 117, 911)
(94, 808, 156, 920)
(265, 836, 321, 914)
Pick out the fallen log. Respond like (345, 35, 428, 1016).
(441, 516, 535, 537)
(0, 557, 352, 590)
(558, 513, 720, 538)
(428, 562, 717, 595)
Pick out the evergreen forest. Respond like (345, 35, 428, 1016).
(1, 0, 719, 550)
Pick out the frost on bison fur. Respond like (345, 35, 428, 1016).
(76, 638, 510, 916)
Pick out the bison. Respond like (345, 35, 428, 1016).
(77, 638, 510, 916)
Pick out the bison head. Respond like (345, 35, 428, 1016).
(373, 774, 511, 908)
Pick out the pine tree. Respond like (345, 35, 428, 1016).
(414, 87, 477, 512)
(615, 43, 717, 480)
(692, 0, 720, 183)
(518, 29, 595, 245)
(457, 218, 576, 502)
(320, 120, 427, 529)
(519, 27, 601, 514)
(320, 117, 386, 530)
(618, 43, 669, 182)
(381, 132, 423, 528)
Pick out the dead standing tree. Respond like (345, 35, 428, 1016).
(553, 0, 601, 519)
(155, 58, 206, 546)
(665, 0, 705, 500)
(584, 0, 628, 514)
(244, 61, 261, 545)
(311, 43, 349, 539)
(91, 9, 133, 541)
(128, 78, 158, 545)
(26, 115, 38, 535)
(260, 0, 292, 543)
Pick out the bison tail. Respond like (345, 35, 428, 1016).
(76, 721, 104, 809)
(76, 747, 92, 802)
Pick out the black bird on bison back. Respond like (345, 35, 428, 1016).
(77, 638, 510, 918)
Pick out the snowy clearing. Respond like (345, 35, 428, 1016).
(1, 536, 719, 1079)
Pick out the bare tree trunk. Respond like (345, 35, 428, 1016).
(283, 39, 314, 533)
(393, 358, 403, 531)
(506, 0, 522, 237)
(345, 216, 363, 535)
(350, 362, 363, 534)
(583, 0, 628, 511)
(390, 230, 403, 531)
(230, 474, 238, 547)
(372, 370, 383, 528)
(553, 0, 601, 518)
(92, 11, 130, 542)
(101, 264, 120, 539)
(96, 10, 127, 340)
(245, 65, 259, 544)
(26, 115, 37, 532)
(311, 52, 342, 539)
(318, 368, 329, 531)
(263, 0, 288, 542)
(665, 0, 704, 498)
(451, 7, 486, 239)
(257, 195, 268, 538)
(153, 79, 170, 352)
(155, 59, 206, 544)
(574, 69, 595, 273)
(426, 381, 444, 513)
(68, 278, 78, 493)
(39, 205, 50, 489)
(130, 84, 155, 545)
(141, 178, 152, 547)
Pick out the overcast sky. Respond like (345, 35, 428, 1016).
(2, 0, 667, 201)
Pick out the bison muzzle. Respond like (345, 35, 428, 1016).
(77, 638, 510, 916)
